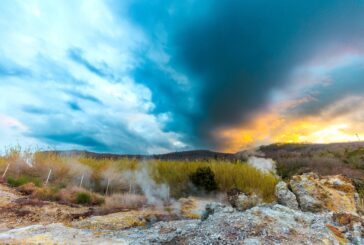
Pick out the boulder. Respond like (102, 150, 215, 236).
(290, 172, 359, 213)
(234, 193, 261, 211)
(275, 181, 299, 210)
(227, 188, 261, 211)
(226, 188, 242, 207)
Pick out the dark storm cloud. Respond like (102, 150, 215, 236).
(127, 0, 364, 148)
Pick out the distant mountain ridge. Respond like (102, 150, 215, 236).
(44, 141, 364, 162)
(44, 149, 237, 161)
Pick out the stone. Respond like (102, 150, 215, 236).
(275, 181, 299, 210)
(226, 187, 243, 207)
(201, 202, 226, 221)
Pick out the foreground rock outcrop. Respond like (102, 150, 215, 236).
(0, 204, 358, 244)
(275, 181, 299, 210)
(0, 172, 363, 244)
(0, 184, 90, 231)
(290, 173, 360, 213)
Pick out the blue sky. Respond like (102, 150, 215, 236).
(1, 1, 364, 153)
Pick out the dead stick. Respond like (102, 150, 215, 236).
(2, 163, 10, 178)
(79, 174, 84, 188)
(45, 169, 52, 185)
(105, 178, 110, 196)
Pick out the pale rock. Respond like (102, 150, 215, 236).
(275, 181, 299, 210)
(290, 172, 359, 214)
(235, 193, 261, 211)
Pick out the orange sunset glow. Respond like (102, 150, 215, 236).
(217, 111, 362, 153)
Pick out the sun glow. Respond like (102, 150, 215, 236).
(217, 114, 360, 153)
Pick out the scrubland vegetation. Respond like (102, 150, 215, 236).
(260, 142, 364, 197)
(261, 143, 364, 179)
(4, 142, 364, 208)
(0, 146, 278, 208)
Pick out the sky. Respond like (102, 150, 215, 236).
(1, 0, 364, 154)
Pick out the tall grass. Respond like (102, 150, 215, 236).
(148, 160, 277, 201)
(0, 148, 278, 202)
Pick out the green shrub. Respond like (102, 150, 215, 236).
(7, 175, 42, 187)
(189, 167, 218, 192)
(76, 192, 92, 205)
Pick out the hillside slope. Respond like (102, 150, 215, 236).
(259, 142, 364, 181)
(45, 149, 236, 161)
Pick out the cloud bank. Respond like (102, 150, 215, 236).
(1, 0, 364, 153)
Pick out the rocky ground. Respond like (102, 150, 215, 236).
(0, 173, 364, 244)
(0, 183, 90, 230)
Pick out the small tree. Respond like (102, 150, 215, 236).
(190, 167, 218, 192)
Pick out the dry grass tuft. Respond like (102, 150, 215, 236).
(17, 182, 38, 195)
(32, 186, 61, 201)
(104, 193, 147, 210)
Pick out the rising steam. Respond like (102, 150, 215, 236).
(247, 156, 277, 174)
(121, 166, 170, 206)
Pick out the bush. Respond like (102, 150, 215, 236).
(76, 192, 92, 205)
(7, 175, 42, 187)
(189, 167, 218, 192)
